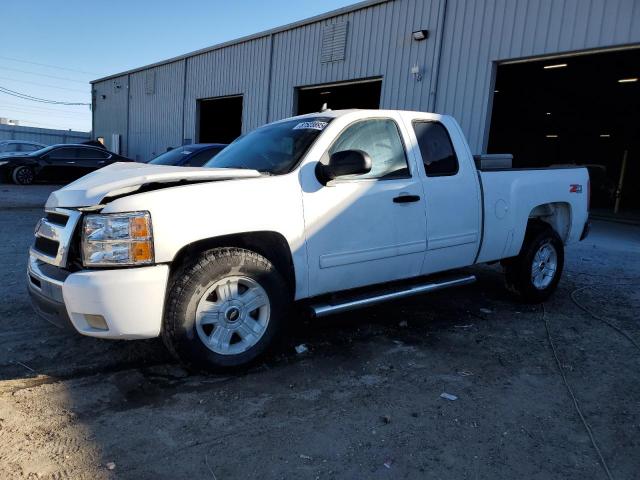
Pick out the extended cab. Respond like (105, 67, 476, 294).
(27, 110, 590, 370)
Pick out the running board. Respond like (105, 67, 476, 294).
(310, 274, 476, 318)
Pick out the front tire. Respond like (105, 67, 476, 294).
(12, 166, 35, 185)
(503, 223, 564, 303)
(162, 248, 290, 371)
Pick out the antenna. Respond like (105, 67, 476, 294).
(320, 102, 330, 112)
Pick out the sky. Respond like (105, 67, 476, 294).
(0, 0, 359, 132)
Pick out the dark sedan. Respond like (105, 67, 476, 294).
(0, 144, 132, 185)
(147, 143, 227, 167)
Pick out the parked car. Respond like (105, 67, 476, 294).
(147, 143, 227, 167)
(0, 144, 131, 185)
(0, 140, 47, 158)
(27, 110, 590, 371)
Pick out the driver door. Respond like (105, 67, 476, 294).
(302, 117, 427, 297)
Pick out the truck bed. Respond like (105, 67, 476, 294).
(475, 166, 589, 264)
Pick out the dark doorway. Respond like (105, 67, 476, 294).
(487, 48, 640, 214)
(198, 95, 243, 143)
(296, 79, 382, 115)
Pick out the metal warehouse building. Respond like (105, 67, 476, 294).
(91, 0, 640, 212)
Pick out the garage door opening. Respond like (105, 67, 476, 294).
(296, 78, 382, 115)
(197, 95, 243, 144)
(487, 48, 640, 216)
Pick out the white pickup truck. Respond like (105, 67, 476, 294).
(28, 109, 590, 370)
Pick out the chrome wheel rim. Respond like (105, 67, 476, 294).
(531, 242, 558, 290)
(195, 275, 270, 355)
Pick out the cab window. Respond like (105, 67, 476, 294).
(328, 119, 409, 179)
(412, 122, 459, 177)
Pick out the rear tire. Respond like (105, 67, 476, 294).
(12, 166, 35, 185)
(503, 223, 564, 303)
(162, 247, 290, 371)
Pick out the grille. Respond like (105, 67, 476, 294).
(34, 236, 59, 257)
(46, 212, 68, 226)
(31, 208, 82, 267)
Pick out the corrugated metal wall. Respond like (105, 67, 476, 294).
(436, 0, 640, 152)
(183, 36, 272, 140)
(92, 75, 128, 153)
(268, 0, 445, 120)
(128, 61, 185, 161)
(0, 124, 89, 145)
(92, 0, 640, 160)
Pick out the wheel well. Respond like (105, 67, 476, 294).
(169, 231, 296, 297)
(527, 202, 571, 243)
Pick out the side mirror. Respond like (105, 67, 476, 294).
(316, 149, 372, 184)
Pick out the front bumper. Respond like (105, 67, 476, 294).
(28, 255, 169, 339)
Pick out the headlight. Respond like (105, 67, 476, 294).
(0, 161, 8, 166)
(82, 211, 154, 266)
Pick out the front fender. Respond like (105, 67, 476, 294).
(101, 174, 310, 298)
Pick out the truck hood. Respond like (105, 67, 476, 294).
(45, 162, 262, 208)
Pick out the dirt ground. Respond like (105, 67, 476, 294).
(1, 183, 639, 479)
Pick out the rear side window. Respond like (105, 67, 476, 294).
(413, 122, 459, 177)
(77, 148, 110, 159)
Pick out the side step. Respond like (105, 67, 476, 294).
(310, 274, 476, 318)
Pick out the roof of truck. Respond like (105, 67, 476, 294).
(278, 109, 443, 122)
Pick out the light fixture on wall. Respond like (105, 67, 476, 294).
(543, 63, 567, 69)
(412, 30, 429, 41)
(411, 64, 423, 82)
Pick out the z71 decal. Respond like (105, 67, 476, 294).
(569, 184, 583, 193)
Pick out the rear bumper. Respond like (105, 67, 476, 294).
(579, 221, 591, 241)
(27, 255, 169, 339)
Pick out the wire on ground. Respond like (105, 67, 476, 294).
(542, 303, 614, 480)
(570, 285, 640, 353)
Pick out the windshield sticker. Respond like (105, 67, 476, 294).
(293, 121, 328, 131)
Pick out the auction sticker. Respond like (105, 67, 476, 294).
(293, 121, 328, 131)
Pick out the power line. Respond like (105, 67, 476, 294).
(0, 55, 102, 76)
(0, 101, 88, 112)
(0, 65, 89, 84)
(0, 86, 90, 106)
(0, 76, 89, 94)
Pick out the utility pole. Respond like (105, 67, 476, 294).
(614, 149, 628, 214)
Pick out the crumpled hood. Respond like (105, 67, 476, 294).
(45, 162, 262, 208)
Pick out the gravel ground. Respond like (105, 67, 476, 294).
(0, 183, 639, 479)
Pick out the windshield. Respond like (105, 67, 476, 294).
(148, 146, 196, 165)
(27, 145, 56, 156)
(204, 117, 332, 174)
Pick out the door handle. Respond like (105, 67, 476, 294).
(393, 194, 421, 203)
